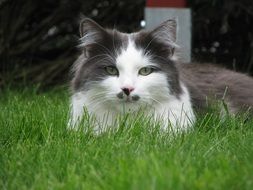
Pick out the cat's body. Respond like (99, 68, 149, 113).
(179, 63, 253, 114)
(69, 18, 253, 133)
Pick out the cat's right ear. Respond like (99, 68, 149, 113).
(79, 18, 106, 57)
(148, 19, 178, 58)
(150, 19, 177, 45)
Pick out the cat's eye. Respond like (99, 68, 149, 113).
(139, 67, 153, 76)
(105, 66, 118, 76)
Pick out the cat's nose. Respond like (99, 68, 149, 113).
(122, 87, 134, 96)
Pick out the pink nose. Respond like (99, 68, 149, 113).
(122, 87, 134, 96)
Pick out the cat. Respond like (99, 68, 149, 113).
(68, 18, 253, 133)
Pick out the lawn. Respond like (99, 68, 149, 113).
(1, 88, 253, 190)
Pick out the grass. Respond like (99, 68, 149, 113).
(1, 88, 253, 190)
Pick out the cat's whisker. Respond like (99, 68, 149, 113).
(86, 94, 107, 103)
(87, 91, 117, 101)
(151, 55, 171, 62)
(143, 35, 157, 54)
(92, 42, 115, 59)
(86, 54, 111, 61)
(85, 97, 109, 108)
(141, 96, 163, 106)
(89, 57, 114, 67)
(89, 99, 113, 111)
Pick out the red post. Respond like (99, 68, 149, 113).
(146, 0, 187, 8)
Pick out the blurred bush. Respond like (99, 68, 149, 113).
(0, 0, 145, 88)
(189, 0, 253, 74)
(0, 0, 252, 88)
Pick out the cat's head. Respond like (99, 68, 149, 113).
(72, 18, 182, 111)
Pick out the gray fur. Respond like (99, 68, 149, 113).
(178, 63, 253, 114)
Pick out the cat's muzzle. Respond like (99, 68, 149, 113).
(116, 92, 140, 102)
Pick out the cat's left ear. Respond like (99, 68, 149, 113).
(79, 18, 107, 57)
(149, 19, 178, 54)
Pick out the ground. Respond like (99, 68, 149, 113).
(0, 87, 253, 190)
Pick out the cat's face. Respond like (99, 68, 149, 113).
(72, 19, 182, 112)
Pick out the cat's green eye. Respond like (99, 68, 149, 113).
(139, 67, 153, 76)
(105, 66, 118, 76)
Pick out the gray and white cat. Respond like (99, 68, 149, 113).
(69, 18, 253, 133)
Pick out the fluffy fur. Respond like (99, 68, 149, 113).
(69, 18, 253, 133)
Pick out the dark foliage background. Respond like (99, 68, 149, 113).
(0, 0, 252, 88)
(189, 0, 253, 73)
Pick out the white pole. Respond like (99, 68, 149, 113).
(145, 6, 191, 63)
